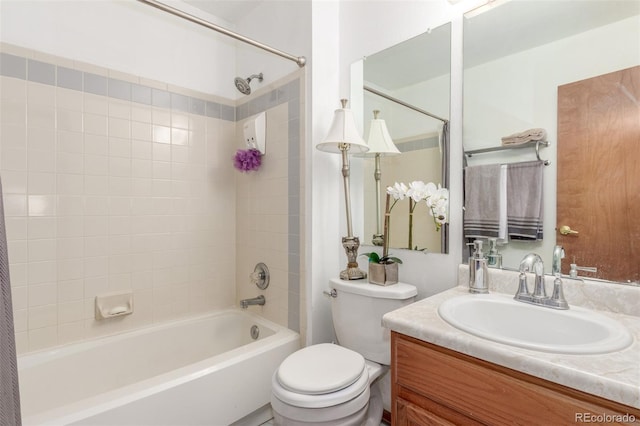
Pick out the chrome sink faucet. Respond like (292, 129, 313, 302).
(514, 251, 569, 310)
(240, 295, 265, 309)
(517, 253, 546, 299)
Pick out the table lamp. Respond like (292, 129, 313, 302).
(316, 99, 370, 280)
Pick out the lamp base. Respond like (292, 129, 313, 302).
(340, 236, 367, 280)
(372, 233, 384, 246)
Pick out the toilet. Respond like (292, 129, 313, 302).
(271, 278, 417, 425)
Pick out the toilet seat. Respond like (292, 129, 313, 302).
(277, 343, 366, 394)
(272, 344, 369, 409)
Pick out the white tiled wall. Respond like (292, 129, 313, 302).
(0, 44, 238, 353)
(234, 72, 305, 336)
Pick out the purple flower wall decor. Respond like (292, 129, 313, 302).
(234, 148, 262, 172)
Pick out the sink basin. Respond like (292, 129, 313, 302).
(438, 294, 633, 354)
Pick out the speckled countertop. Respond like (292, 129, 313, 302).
(382, 265, 640, 409)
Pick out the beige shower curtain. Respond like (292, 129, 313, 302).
(0, 176, 21, 426)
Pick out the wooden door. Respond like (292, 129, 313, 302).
(557, 66, 640, 282)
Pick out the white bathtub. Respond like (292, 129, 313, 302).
(18, 309, 300, 425)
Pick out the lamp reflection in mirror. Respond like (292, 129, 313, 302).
(363, 110, 400, 246)
(316, 99, 370, 280)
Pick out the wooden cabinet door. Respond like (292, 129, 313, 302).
(396, 398, 458, 426)
(392, 332, 640, 425)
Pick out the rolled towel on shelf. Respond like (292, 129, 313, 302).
(501, 128, 547, 146)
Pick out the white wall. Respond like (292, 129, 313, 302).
(235, 0, 311, 95)
(0, 0, 238, 98)
(390, 74, 451, 139)
(307, 0, 342, 345)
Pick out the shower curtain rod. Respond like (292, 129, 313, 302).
(364, 85, 448, 123)
(137, 0, 306, 68)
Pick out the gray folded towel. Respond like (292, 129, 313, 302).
(507, 160, 544, 240)
(501, 128, 547, 146)
(464, 164, 501, 239)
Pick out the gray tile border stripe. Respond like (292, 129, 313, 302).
(108, 78, 132, 101)
(286, 90, 301, 333)
(0, 52, 236, 122)
(0, 52, 300, 124)
(132, 84, 152, 105)
(27, 59, 55, 85)
(0, 53, 26, 79)
(84, 73, 108, 96)
(397, 134, 440, 152)
(57, 66, 83, 91)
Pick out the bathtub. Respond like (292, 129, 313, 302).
(18, 309, 300, 425)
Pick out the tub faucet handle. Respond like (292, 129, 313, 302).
(250, 263, 270, 289)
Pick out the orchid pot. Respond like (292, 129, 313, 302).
(362, 252, 401, 286)
(368, 262, 399, 286)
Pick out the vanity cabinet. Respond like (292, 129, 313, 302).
(391, 332, 640, 425)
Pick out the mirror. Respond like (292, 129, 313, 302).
(362, 22, 451, 253)
(463, 0, 640, 283)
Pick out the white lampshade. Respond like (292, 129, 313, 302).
(365, 110, 400, 156)
(316, 100, 369, 154)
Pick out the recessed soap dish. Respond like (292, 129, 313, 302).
(95, 290, 134, 320)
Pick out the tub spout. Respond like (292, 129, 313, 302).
(240, 295, 265, 309)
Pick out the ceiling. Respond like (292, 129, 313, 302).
(182, 0, 264, 24)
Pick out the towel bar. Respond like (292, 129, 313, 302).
(464, 140, 550, 165)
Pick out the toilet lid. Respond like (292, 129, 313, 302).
(277, 343, 365, 395)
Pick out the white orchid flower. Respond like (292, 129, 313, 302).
(385, 181, 449, 233)
(386, 182, 408, 200)
(424, 182, 438, 198)
(407, 180, 429, 202)
(428, 187, 449, 227)
(425, 185, 447, 207)
(433, 200, 448, 218)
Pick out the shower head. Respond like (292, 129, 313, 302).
(234, 73, 263, 95)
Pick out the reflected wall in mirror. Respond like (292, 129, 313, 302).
(362, 22, 451, 253)
(463, 0, 640, 283)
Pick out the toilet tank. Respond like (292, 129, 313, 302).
(330, 278, 417, 365)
